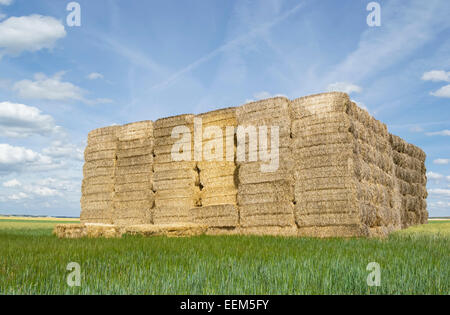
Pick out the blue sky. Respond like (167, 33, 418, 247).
(0, 0, 449, 217)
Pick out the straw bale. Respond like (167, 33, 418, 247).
(116, 146, 153, 159)
(115, 173, 152, 185)
(82, 176, 114, 186)
(297, 225, 365, 238)
(123, 223, 207, 237)
(54, 224, 88, 238)
(154, 114, 194, 129)
(153, 169, 197, 181)
(237, 226, 298, 237)
(237, 188, 293, 205)
(240, 214, 295, 228)
(85, 141, 117, 152)
(84, 149, 116, 162)
(153, 161, 196, 172)
(197, 161, 236, 170)
(155, 152, 193, 164)
(202, 195, 237, 206)
(116, 155, 153, 167)
(83, 159, 115, 169)
(154, 197, 196, 208)
(238, 171, 294, 185)
(295, 176, 354, 192)
(118, 121, 153, 140)
(290, 92, 349, 119)
(118, 138, 153, 150)
(237, 97, 290, 116)
(197, 107, 236, 122)
(114, 200, 153, 211)
(83, 166, 115, 178)
(189, 205, 238, 227)
(153, 178, 197, 191)
(199, 186, 237, 196)
(296, 212, 360, 227)
(292, 133, 352, 148)
(82, 184, 114, 195)
(115, 165, 152, 175)
(115, 182, 152, 193)
(200, 175, 236, 188)
(156, 187, 200, 200)
(88, 125, 120, 138)
(153, 208, 192, 224)
(115, 190, 154, 202)
(87, 133, 118, 145)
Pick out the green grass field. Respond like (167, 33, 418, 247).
(0, 218, 449, 295)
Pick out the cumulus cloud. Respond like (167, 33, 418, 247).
(0, 0, 13, 5)
(426, 129, 450, 136)
(430, 84, 450, 98)
(24, 185, 61, 197)
(13, 72, 84, 102)
(0, 143, 52, 172)
(433, 158, 450, 165)
(42, 140, 84, 161)
(0, 101, 61, 137)
(87, 72, 104, 80)
(3, 178, 20, 187)
(422, 70, 450, 82)
(13, 72, 113, 105)
(326, 82, 362, 94)
(0, 15, 66, 57)
(8, 192, 29, 200)
(427, 171, 444, 180)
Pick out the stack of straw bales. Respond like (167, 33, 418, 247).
(236, 97, 296, 235)
(190, 108, 239, 228)
(77, 92, 427, 238)
(81, 126, 119, 224)
(390, 134, 428, 227)
(153, 115, 199, 224)
(113, 121, 154, 225)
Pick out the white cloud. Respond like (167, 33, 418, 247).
(13, 72, 84, 102)
(0, 101, 60, 137)
(0, 13, 6, 20)
(87, 72, 104, 80)
(409, 126, 424, 133)
(8, 192, 29, 201)
(430, 84, 450, 98)
(0, 15, 66, 57)
(426, 129, 450, 136)
(422, 70, 450, 82)
(427, 171, 444, 180)
(0, 144, 52, 172)
(13, 72, 113, 105)
(326, 82, 362, 94)
(429, 188, 450, 197)
(24, 185, 61, 197)
(433, 158, 450, 165)
(3, 178, 20, 187)
(0, 0, 13, 5)
(42, 140, 84, 161)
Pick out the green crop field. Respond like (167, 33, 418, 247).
(0, 218, 449, 295)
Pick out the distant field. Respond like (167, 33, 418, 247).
(0, 219, 448, 295)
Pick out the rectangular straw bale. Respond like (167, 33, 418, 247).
(115, 181, 152, 193)
(83, 166, 115, 179)
(84, 150, 116, 162)
(240, 214, 295, 228)
(82, 183, 114, 195)
(85, 141, 117, 152)
(116, 155, 153, 167)
(189, 205, 238, 227)
(81, 192, 114, 202)
(154, 114, 195, 129)
(156, 187, 201, 199)
(116, 146, 153, 159)
(82, 176, 114, 186)
(154, 197, 197, 208)
(153, 161, 196, 172)
(153, 178, 197, 191)
(202, 195, 237, 206)
(83, 159, 115, 169)
(118, 121, 153, 140)
(295, 212, 360, 227)
(153, 207, 191, 224)
(115, 173, 152, 185)
(115, 190, 154, 202)
(153, 169, 197, 181)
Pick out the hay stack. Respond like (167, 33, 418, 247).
(113, 121, 154, 225)
(192, 107, 239, 228)
(81, 126, 120, 224)
(153, 115, 199, 224)
(389, 134, 428, 227)
(291, 93, 367, 237)
(236, 97, 296, 232)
